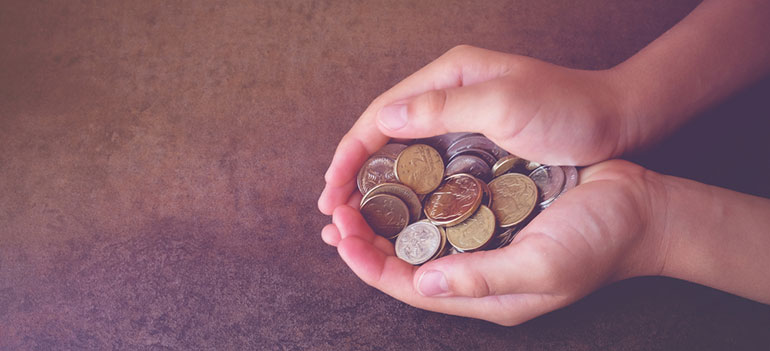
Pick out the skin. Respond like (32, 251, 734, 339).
(318, 0, 770, 325)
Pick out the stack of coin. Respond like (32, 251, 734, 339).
(356, 133, 578, 265)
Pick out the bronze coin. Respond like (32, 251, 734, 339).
(360, 193, 409, 239)
(492, 155, 524, 178)
(488, 173, 538, 227)
(424, 173, 482, 226)
(357, 155, 398, 195)
(446, 205, 496, 252)
(361, 183, 422, 223)
(394, 144, 444, 194)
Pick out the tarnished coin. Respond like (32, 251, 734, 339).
(529, 165, 565, 207)
(395, 221, 443, 265)
(360, 193, 409, 239)
(417, 132, 478, 156)
(446, 205, 496, 252)
(373, 143, 408, 159)
(492, 155, 524, 178)
(357, 155, 398, 195)
(361, 183, 422, 223)
(394, 144, 444, 194)
(430, 225, 448, 260)
(424, 173, 482, 226)
(445, 154, 492, 182)
(446, 135, 509, 161)
(449, 148, 497, 168)
(488, 173, 538, 227)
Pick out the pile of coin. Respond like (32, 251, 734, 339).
(356, 133, 577, 266)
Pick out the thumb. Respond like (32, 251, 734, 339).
(413, 234, 571, 298)
(376, 78, 535, 142)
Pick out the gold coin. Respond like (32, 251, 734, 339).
(361, 183, 422, 223)
(430, 225, 448, 261)
(446, 205, 496, 252)
(360, 193, 409, 239)
(423, 173, 482, 227)
(394, 144, 444, 194)
(488, 173, 538, 227)
(492, 155, 524, 178)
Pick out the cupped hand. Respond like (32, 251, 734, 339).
(319, 45, 630, 216)
(323, 160, 668, 326)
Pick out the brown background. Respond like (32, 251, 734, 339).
(2, 0, 770, 350)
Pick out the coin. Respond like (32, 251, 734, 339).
(446, 135, 509, 161)
(446, 205, 496, 252)
(360, 193, 409, 239)
(492, 155, 524, 178)
(488, 173, 538, 227)
(448, 148, 497, 168)
(395, 221, 443, 265)
(424, 173, 482, 226)
(357, 155, 398, 195)
(394, 144, 444, 194)
(372, 143, 408, 159)
(417, 132, 478, 156)
(445, 154, 492, 181)
(541, 166, 579, 209)
(430, 225, 448, 260)
(361, 182, 422, 223)
(479, 179, 492, 207)
(529, 165, 565, 207)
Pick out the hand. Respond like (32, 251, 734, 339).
(318, 45, 629, 216)
(321, 160, 668, 326)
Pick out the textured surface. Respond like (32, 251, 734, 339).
(2, 0, 770, 350)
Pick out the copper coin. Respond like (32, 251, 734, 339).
(357, 155, 398, 195)
(424, 173, 482, 226)
(446, 205, 496, 252)
(446, 135, 509, 161)
(360, 193, 409, 239)
(529, 165, 565, 207)
(445, 154, 492, 182)
(395, 221, 443, 265)
(361, 182, 422, 223)
(488, 173, 538, 227)
(394, 144, 444, 194)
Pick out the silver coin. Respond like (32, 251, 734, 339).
(445, 155, 492, 181)
(528, 165, 566, 207)
(448, 148, 497, 168)
(395, 221, 443, 265)
(560, 166, 578, 194)
(541, 166, 579, 209)
(373, 143, 408, 159)
(445, 135, 509, 161)
(417, 132, 478, 155)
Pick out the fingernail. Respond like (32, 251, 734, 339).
(418, 270, 449, 296)
(378, 103, 408, 130)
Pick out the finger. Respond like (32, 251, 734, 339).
(332, 205, 395, 256)
(375, 78, 535, 143)
(321, 223, 341, 246)
(337, 235, 568, 326)
(318, 178, 357, 215)
(346, 190, 363, 209)
(412, 233, 573, 298)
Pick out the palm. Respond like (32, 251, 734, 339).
(329, 160, 658, 326)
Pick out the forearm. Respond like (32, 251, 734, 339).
(611, 0, 770, 150)
(654, 173, 770, 304)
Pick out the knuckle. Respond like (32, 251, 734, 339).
(411, 89, 448, 120)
